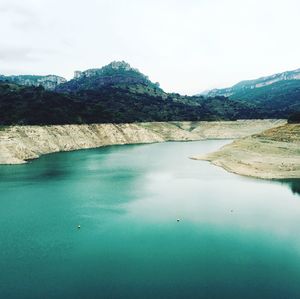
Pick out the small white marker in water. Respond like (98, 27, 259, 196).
(77, 224, 81, 229)
(177, 218, 180, 222)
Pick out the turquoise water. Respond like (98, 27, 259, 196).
(0, 140, 300, 299)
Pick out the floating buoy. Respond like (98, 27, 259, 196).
(177, 218, 180, 222)
(77, 224, 81, 229)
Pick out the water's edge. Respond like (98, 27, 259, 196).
(192, 123, 300, 179)
(0, 120, 285, 165)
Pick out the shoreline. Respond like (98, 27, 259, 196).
(0, 120, 285, 165)
(192, 123, 300, 179)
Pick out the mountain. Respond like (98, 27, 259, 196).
(202, 68, 300, 118)
(0, 61, 281, 126)
(56, 61, 162, 94)
(204, 68, 300, 97)
(0, 74, 67, 90)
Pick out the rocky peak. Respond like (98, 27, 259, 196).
(108, 61, 132, 70)
(73, 61, 140, 79)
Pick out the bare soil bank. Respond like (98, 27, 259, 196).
(193, 123, 300, 179)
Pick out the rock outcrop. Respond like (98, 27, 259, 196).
(0, 75, 67, 90)
(57, 61, 160, 93)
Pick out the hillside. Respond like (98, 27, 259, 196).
(202, 69, 300, 118)
(230, 80, 300, 118)
(0, 82, 259, 125)
(0, 83, 83, 125)
(205, 68, 300, 97)
(56, 61, 162, 93)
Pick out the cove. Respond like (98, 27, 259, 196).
(0, 140, 300, 299)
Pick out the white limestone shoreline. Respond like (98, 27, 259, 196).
(0, 120, 285, 165)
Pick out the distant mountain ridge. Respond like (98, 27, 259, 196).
(0, 74, 66, 90)
(204, 68, 300, 97)
(201, 68, 300, 119)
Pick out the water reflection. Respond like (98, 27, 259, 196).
(0, 140, 300, 299)
(278, 179, 300, 196)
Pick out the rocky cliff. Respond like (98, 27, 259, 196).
(0, 75, 67, 90)
(0, 120, 284, 165)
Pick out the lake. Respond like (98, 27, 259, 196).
(0, 140, 300, 299)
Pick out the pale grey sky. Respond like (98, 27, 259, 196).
(1, 0, 300, 94)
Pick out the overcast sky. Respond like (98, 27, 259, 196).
(1, 0, 300, 94)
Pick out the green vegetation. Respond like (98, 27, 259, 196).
(1, 61, 298, 125)
(0, 82, 258, 125)
(0, 83, 84, 125)
(230, 80, 300, 118)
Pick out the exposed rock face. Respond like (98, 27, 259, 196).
(193, 123, 300, 179)
(73, 71, 82, 79)
(73, 61, 137, 79)
(0, 75, 67, 90)
(0, 120, 284, 165)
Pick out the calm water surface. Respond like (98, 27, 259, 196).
(0, 140, 300, 299)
